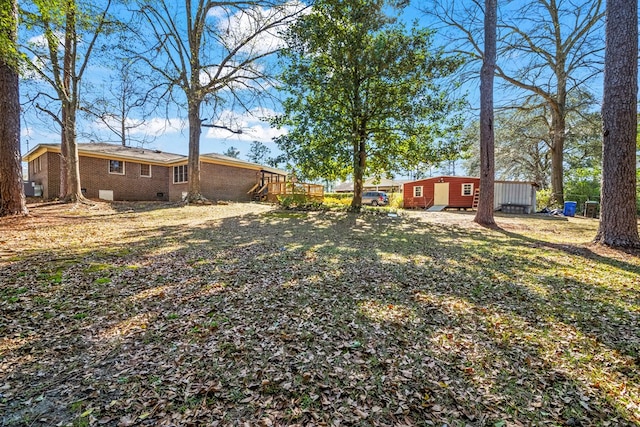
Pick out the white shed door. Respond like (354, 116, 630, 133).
(434, 182, 449, 205)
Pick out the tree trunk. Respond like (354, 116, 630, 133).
(120, 94, 126, 146)
(186, 99, 205, 203)
(549, 69, 567, 207)
(59, 125, 68, 198)
(63, 102, 85, 202)
(594, 0, 639, 248)
(0, 0, 28, 216)
(549, 103, 565, 206)
(474, 0, 496, 226)
(350, 135, 366, 211)
(59, 1, 84, 203)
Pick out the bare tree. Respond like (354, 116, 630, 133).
(21, 0, 114, 202)
(133, 0, 304, 203)
(594, 0, 639, 248)
(474, 0, 496, 226)
(427, 0, 604, 206)
(0, 0, 27, 216)
(83, 59, 157, 147)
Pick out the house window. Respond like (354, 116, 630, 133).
(413, 186, 423, 197)
(140, 163, 151, 177)
(31, 156, 42, 174)
(109, 160, 125, 175)
(173, 165, 188, 183)
(462, 183, 474, 196)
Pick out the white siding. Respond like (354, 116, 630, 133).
(494, 182, 537, 213)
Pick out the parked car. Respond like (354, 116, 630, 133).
(362, 191, 389, 206)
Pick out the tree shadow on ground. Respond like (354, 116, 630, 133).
(1, 208, 638, 426)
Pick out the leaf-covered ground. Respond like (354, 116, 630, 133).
(1, 202, 639, 426)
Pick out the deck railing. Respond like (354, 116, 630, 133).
(265, 181, 324, 203)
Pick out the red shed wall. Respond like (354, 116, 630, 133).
(403, 177, 480, 209)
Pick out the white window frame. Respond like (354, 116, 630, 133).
(140, 163, 152, 178)
(173, 165, 188, 183)
(109, 160, 125, 175)
(413, 186, 423, 197)
(31, 156, 42, 174)
(461, 183, 474, 196)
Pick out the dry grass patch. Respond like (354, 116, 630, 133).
(1, 203, 638, 426)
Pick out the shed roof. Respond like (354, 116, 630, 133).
(404, 175, 479, 185)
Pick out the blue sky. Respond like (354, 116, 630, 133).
(18, 0, 606, 173)
(19, 1, 444, 164)
(19, 2, 303, 161)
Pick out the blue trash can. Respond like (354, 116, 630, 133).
(563, 201, 577, 217)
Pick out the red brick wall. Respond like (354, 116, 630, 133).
(79, 156, 170, 201)
(404, 177, 480, 209)
(29, 152, 60, 199)
(31, 151, 267, 202)
(168, 179, 188, 202)
(199, 162, 259, 202)
(165, 163, 258, 202)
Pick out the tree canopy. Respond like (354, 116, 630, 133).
(273, 0, 464, 209)
(427, 0, 604, 206)
(131, 0, 302, 203)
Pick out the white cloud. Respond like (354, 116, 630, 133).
(23, 33, 64, 79)
(216, 1, 308, 55)
(28, 34, 52, 48)
(130, 117, 186, 136)
(204, 108, 286, 142)
(92, 116, 186, 137)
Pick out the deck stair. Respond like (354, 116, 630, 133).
(472, 188, 480, 209)
(247, 183, 269, 201)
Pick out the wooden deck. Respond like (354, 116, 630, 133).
(264, 182, 324, 203)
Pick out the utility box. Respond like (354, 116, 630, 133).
(23, 181, 42, 197)
(584, 201, 599, 218)
(23, 182, 35, 197)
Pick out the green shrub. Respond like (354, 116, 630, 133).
(324, 192, 354, 200)
(536, 188, 552, 209)
(323, 196, 351, 206)
(388, 193, 403, 209)
(277, 194, 323, 210)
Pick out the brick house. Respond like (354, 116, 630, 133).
(23, 143, 287, 202)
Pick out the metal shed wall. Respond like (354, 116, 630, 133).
(494, 181, 537, 213)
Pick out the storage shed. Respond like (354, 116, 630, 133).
(494, 180, 538, 214)
(403, 176, 538, 213)
(403, 176, 480, 209)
